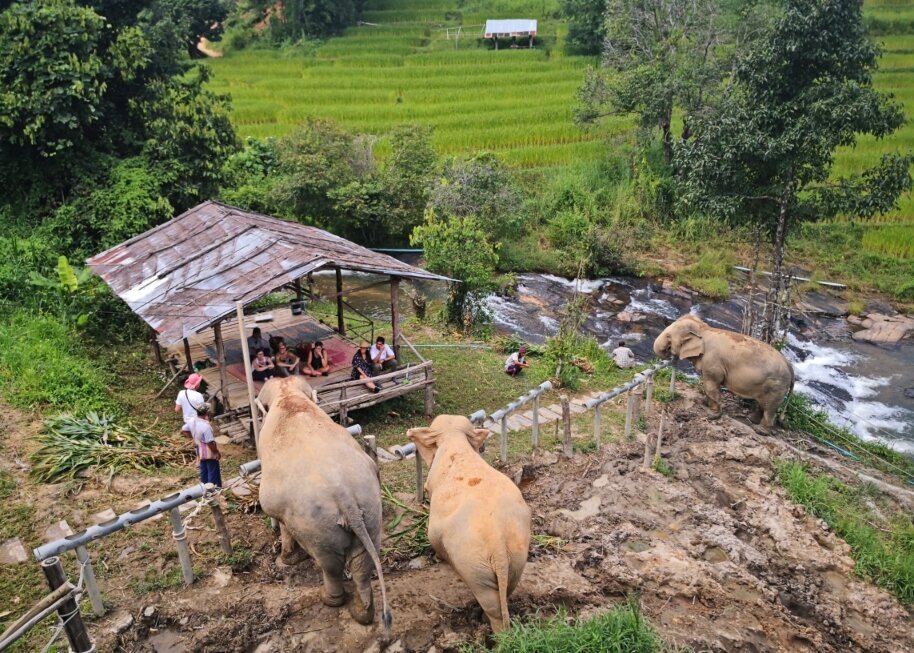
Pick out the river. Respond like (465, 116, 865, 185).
(311, 270, 914, 453)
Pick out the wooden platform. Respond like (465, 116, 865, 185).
(164, 309, 434, 421)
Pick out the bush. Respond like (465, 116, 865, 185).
(0, 310, 119, 414)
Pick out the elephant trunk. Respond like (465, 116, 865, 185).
(653, 332, 672, 359)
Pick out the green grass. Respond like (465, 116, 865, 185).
(674, 250, 735, 299)
(461, 598, 662, 652)
(861, 224, 914, 258)
(776, 461, 914, 604)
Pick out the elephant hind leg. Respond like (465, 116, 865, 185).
(277, 523, 308, 568)
(749, 404, 763, 425)
(702, 377, 723, 418)
(310, 547, 347, 607)
(346, 542, 376, 625)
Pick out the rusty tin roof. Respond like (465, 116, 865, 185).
(87, 201, 451, 345)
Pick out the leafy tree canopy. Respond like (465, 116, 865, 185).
(561, 0, 607, 55)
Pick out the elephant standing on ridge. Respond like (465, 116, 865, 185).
(256, 376, 392, 635)
(408, 415, 531, 632)
(653, 314, 794, 432)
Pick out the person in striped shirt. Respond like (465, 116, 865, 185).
(188, 399, 221, 487)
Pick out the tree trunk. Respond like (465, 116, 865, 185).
(660, 116, 672, 164)
(763, 179, 794, 343)
(742, 224, 762, 337)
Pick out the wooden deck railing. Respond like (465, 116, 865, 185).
(316, 360, 434, 423)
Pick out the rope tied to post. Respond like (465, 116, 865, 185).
(38, 557, 91, 653)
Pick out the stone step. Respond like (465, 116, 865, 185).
(1, 537, 28, 564)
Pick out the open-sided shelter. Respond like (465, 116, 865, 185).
(483, 19, 537, 48)
(87, 201, 451, 425)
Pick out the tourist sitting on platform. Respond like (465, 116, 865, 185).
(252, 348, 276, 381)
(274, 341, 300, 377)
(505, 346, 529, 377)
(352, 340, 380, 393)
(370, 336, 398, 374)
(247, 327, 272, 357)
(304, 340, 331, 377)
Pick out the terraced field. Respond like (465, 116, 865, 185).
(206, 0, 914, 222)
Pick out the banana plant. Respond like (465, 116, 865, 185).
(27, 255, 95, 326)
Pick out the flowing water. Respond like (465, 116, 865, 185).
(311, 269, 914, 452)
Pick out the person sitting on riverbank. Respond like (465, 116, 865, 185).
(505, 346, 529, 377)
(352, 340, 380, 393)
(252, 348, 276, 381)
(247, 327, 272, 357)
(370, 336, 398, 374)
(612, 341, 635, 369)
(304, 341, 331, 377)
(274, 341, 300, 377)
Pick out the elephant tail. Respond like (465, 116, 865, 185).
(344, 503, 392, 637)
(777, 362, 796, 426)
(495, 553, 511, 630)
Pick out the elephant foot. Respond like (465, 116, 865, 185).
(348, 589, 375, 625)
(320, 587, 346, 608)
(753, 423, 773, 436)
(706, 411, 722, 421)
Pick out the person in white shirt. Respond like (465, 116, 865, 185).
(370, 336, 398, 374)
(504, 346, 529, 377)
(612, 341, 636, 369)
(174, 373, 205, 434)
(187, 400, 221, 487)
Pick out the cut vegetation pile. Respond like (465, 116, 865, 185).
(31, 412, 191, 483)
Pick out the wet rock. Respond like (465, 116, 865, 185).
(795, 292, 848, 317)
(852, 313, 914, 344)
(904, 387, 914, 399)
(109, 612, 134, 635)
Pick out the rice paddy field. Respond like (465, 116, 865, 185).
(206, 0, 914, 234)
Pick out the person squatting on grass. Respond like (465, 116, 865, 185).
(186, 398, 221, 487)
(505, 345, 529, 377)
(175, 373, 205, 435)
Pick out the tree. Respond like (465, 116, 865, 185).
(676, 0, 910, 340)
(411, 211, 498, 333)
(154, 0, 229, 57)
(267, 0, 364, 40)
(561, 0, 606, 55)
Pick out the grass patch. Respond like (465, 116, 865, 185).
(0, 310, 119, 414)
(652, 455, 674, 477)
(862, 224, 914, 259)
(674, 250, 734, 299)
(776, 461, 914, 604)
(462, 598, 662, 652)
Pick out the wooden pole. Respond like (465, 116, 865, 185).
(74, 545, 104, 616)
(40, 557, 93, 653)
(669, 364, 676, 394)
(235, 301, 260, 445)
(205, 485, 233, 556)
(500, 416, 508, 463)
(213, 322, 231, 412)
(339, 386, 348, 426)
(335, 267, 345, 336)
(593, 405, 602, 451)
(390, 276, 401, 357)
(169, 508, 195, 586)
(424, 367, 435, 417)
(531, 395, 539, 448)
(623, 390, 634, 440)
(561, 395, 573, 458)
(644, 378, 654, 417)
(149, 327, 164, 365)
(642, 426, 653, 469)
(415, 452, 424, 503)
(631, 385, 643, 427)
(655, 413, 666, 459)
(182, 337, 194, 372)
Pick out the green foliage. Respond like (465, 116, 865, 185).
(561, 0, 607, 55)
(652, 455, 674, 477)
(220, 136, 281, 212)
(674, 250, 734, 298)
(264, 0, 365, 40)
(776, 461, 914, 604)
(862, 224, 914, 259)
(0, 310, 118, 414)
(31, 412, 188, 483)
(411, 211, 498, 333)
(478, 598, 661, 652)
(156, 0, 229, 55)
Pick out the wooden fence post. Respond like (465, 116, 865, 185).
(500, 416, 508, 463)
(561, 395, 573, 458)
(40, 557, 93, 653)
(644, 377, 654, 417)
(623, 390, 635, 439)
(424, 367, 435, 417)
(415, 452, 424, 504)
(655, 413, 666, 459)
(169, 508, 194, 586)
(531, 395, 540, 448)
(74, 545, 104, 616)
(669, 364, 676, 394)
(206, 485, 233, 556)
(593, 405, 602, 451)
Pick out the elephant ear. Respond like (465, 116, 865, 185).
(467, 428, 490, 453)
(679, 331, 704, 360)
(407, 427, 439, 467)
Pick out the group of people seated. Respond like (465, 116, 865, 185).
(247, 327, 331, 382)
(246, 327, 399, 392)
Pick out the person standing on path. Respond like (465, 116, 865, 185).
(175, 373, 205, 435)
(188, 400, 221, 487)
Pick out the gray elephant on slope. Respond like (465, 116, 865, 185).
(257, 376, 391, 635)
(653, 314, 794, 432)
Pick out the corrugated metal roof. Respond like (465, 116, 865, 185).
(484, 19, 538, 37)
(86, 201, 452, 345)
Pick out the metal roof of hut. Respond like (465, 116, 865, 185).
(87, 201, 450, 345)
(483, 19, 538, 37)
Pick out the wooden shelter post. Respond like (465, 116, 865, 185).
(213, 322, 230, 411)
(335, 267, 345, 336)
(149, 327, 164, 365)
(390, 276, 401, 354)
(182, 338, 193, 372)
(235, 301, 260, 444)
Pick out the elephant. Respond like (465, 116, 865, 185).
(257, 376, 391, 635)
(408, 415, 531, 632)
(653, 314, 794, 432)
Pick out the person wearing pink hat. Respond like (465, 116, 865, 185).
(175, 373, 205, 435)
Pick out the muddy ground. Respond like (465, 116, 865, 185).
(5, 389, 914, 653)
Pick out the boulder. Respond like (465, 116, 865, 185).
(851, 313, 914, 345)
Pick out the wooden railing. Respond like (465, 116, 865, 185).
(316, 360, 435, 423)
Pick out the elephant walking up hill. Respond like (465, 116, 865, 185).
(654, 314, 794, 432)
(257, 376, 392, 635)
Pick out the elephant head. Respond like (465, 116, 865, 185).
(408, 415, 489, 467)
(257, 375, 315, 409)
(653, 314, 708, 361)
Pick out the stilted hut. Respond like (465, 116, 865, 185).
(87, 201, 450, 424)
